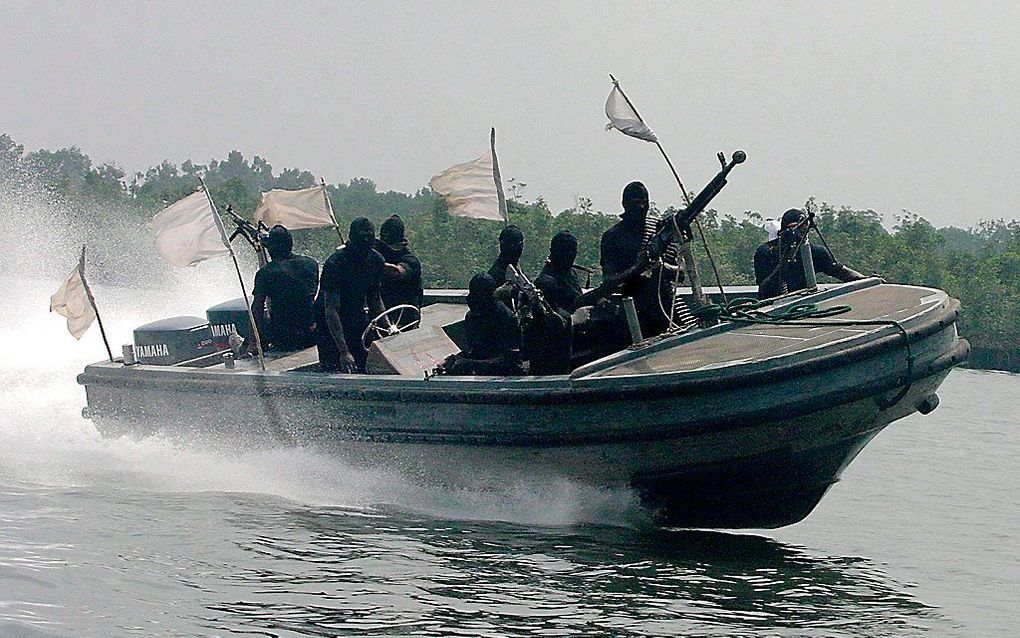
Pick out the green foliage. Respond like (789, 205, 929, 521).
(3, 132, 1017, 360)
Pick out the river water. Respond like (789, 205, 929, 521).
(0, 216, 1017, 637)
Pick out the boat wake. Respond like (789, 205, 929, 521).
(0, 186, 645, 529)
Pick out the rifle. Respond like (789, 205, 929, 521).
(573, 150, 746, 310)
(645, 149, 746, 263)
(225, 205, 270, 267)
(504, 264, 555, 316)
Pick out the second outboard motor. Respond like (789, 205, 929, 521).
(206, 298, 252, 351)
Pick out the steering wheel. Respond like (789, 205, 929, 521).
(361, 304, 421, 350)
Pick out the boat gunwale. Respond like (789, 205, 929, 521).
(78, 295, 965, 407)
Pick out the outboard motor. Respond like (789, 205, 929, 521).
(133, 316, 217, 366)
(206, 298, 252, 351)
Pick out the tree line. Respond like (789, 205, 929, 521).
(2, 133, 1016, 371)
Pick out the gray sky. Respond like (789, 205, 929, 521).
(2, 0, 1017, 228)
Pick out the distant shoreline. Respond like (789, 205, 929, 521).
(964, 346, 1020, 374)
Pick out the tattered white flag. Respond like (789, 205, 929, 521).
(429, 128, 508, 222)
(50, 247, 97, 339)
(149, 189, 231, 267)
(253, 185, 335, 230)
(605, 84, 658, 143)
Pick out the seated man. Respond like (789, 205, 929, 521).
(315, 217, 386, 373)
(488, 225, 525, 286)
(250, 225, 318, 352)
(374, 214, 424, 309)
(439, 273, 522, 376)
(755, 208, 866, 299)
(535, 230, 582, 314)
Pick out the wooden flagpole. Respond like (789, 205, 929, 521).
(320, 178, 345, 244)
(490, 128, 509, 227)
(199, 177, 266, 371)
(79, 245, 114, 362)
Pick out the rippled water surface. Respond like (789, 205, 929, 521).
(1, 261, 1016, 636)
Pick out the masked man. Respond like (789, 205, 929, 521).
(535, 230, 582, 314)
(315, 217, 385, 373)
(488, 225, 525, 286)
(440, 273, 522, 376)
(250, 225, 318, 352)
(374, 214, 424, 309)
(599, 181, 675, 338)
(755, 208, 866, 299)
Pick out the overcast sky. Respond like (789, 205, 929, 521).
(2, 1, 1017, 228)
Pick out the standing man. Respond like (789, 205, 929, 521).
(250, 225, 318, 352)
(599, 181, 674, 338)
(374, 214, 424, 309)
(488, 225, 525, 286)
(755, 208, 866, 299)
(316, 217, 386, 373)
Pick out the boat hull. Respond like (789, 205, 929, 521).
(78, 282, 968, 528)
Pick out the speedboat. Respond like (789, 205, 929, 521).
(77, 277, 967, 528)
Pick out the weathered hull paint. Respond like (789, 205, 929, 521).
(78, 281, 968, 528)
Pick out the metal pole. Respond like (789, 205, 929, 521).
(79, 245, 114, 362)
(610, 75, 726, 303)
(321, 178, 345, 244)
(199, 178, 266, 371)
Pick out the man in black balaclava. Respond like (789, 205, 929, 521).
(250, 225, 319, 352)
(754, 208, 866, 299)
(535, 230, 582, 314)
(375, 214, 424, 309)
(315, 217, 386, 372)
(598, 181, 673, 337)
(439, 272, 522, 376)
(488, 225, 525, 286)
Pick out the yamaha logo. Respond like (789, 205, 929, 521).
(211, 323, 234, 338)
(136, 343, 169, 358)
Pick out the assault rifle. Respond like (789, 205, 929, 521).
(640, 149, 746, 271)
(225, 205, 270, 267)
(504, 264, 552, 315)
(572, 150, 746, 310)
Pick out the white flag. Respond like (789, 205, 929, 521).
(605, 85, 658, 143)
(429, 128, 508, 222)
(149, 190, 231, 267)
(50, 248, 96, 339)
(253, 185, 335, 230)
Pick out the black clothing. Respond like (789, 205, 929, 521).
(487, 255, 517, 286)
(374, 239, 424, 309)
(252, 254, 318, 351)
(523, 304, 572, 375)
(315, 246, 385, 371)
(535, 262, 582, 313)
(754, 240, 855, 299)
(599, 219, 673, 337)
(451, 300, 522, 375)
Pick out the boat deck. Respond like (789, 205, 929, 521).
(575, 280, 948, 378)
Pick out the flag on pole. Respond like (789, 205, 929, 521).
(50, 247, 97, 339)
(149, 190, 231, 267)
(253, 185, 336, 230)
(429, 128, 508, 222)
(605, 84, 658, 143)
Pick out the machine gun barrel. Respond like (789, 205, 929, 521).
(646, 150, 746, 261)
